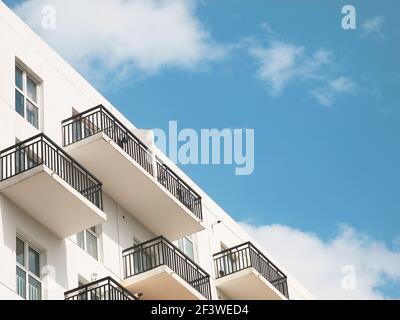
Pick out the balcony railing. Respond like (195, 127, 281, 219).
(123, 236, 211, 299)
(0, 134, 103, 209)
(62, 105, 203, 219)
(214, 242, 289, 299)
(62, 105, 153, 176)
(65, 277, 136, 300)
(156, 158, 202, 220)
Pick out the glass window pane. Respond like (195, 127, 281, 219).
(16, 238, 25, 266)
(16, 266, 26, 299)
(26, 77, 37, 103)
(177, 239, 184, 251)
(15, 66, 23, 90)
(176, 238, 194, 260)
(26, 100, 39, 129)
(77, 231, 85, 249)
(28, 247, 40, 277)
(71, 121, 82, 143)
(133, 251, 141, 274)
(184, 238, 194, 260)
(15, 90, 24, 117)
(28, 275, 41, 300)
(15, 149, 26, 175)
(86, 231, 98, 260)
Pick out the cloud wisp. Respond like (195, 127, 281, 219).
(248, 28, 357, 107)
(240, 222, 400, 299)
(311, 77, 358, 108)
(13, 0, 227, 81)
(249, 41, 332, 96)
(361, 17, 385, 39)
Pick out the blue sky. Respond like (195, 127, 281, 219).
(5, 0, 400, 299)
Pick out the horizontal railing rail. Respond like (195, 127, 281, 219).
(156, 158, 202, 220)
(65, 277, 136, 300)
(123, 236, 211, 299)
(0, 133, 103, 209)
(214, 242, 289, 299)
(62, 105, 153, 176)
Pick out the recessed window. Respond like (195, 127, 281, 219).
(16, 237, 42, 300)
(177, 236, 195, 260)
(77, 227, 99, 260)
(14, 65, 40, 129)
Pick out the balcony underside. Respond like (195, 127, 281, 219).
(0, 165, 107, 238)
(65, 133, 204, 240)
(122, 265, 206, 300)
(215, 268, 287, 300)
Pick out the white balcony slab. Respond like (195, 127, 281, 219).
(0, 165, 107, 238)
(65, 132, 204, 240)
(122, 265, 206, 300)
(215, 267, 287, 300)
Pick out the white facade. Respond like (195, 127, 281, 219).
(0, 2, 314, 300)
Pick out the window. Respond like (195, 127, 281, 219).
(15, 65, 40, 129)
(77, 227, 99, 260)
(177, 236, 195, 260)
(16, 237, 41, 300)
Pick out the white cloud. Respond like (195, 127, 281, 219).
(240, 222, 400, 299)
(249, 41, 332, 96)
(311, 77, 358, 107)
(361, 17, 385, 38)
(249, 39, 358, 107)
(13, 0, 227, 79)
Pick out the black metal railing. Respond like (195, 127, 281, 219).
(0, 134, 103, 209)
(214, 242, 289, 299)
(65, 277, 136, 300)
(123, 236, 211, 299)
(62, 105, 153, 176)
(156, 158, 202, 220)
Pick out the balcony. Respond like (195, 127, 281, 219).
(65, 277, 136, 300)
(122, 236, 211, 300)
(62, 105, 204, 240)
(0, 134, 106, 238)
(214, 242, 289, 300)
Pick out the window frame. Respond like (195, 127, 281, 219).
(177, 236, 195, 261)
(14, 64, 40, 129)
(16, 236, 42, 300)
(77, 227, 99, 260)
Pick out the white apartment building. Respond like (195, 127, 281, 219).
(0, 2, 314, 301)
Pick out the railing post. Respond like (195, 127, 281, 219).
(84, 286, 88, 300)
(161, 238, 166, 267)
(40, 136, 44, 166)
